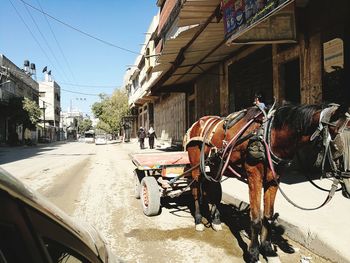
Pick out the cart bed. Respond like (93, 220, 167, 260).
(131, 151, 189, 170)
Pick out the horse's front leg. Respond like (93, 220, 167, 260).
(246, 163, 263, 263)
(261, 171, 279, 259)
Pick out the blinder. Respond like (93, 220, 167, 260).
(310, 106, 350, 198)
(310, 104, 350, 198)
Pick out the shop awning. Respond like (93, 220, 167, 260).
(151, 0, 301, 93)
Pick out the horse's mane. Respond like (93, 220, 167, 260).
(272, 104, 323, 134)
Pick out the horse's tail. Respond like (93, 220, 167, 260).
(183, 131, 189, 149)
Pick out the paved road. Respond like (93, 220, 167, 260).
(0, 141, 331, 262)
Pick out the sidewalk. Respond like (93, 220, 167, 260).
(221, 173, 350, 263)
(124, 140, 349, 262)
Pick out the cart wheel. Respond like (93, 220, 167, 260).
(134, 170, 141, 199)
(141, 177, 160, 216)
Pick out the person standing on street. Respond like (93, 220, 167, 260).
(123, 121, 131, 142)
(147, 126, 157, 149)
(253, 93, 266, 111)
(137, 127, 146, 149)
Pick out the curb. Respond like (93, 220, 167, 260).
(221, 192, 348, 263)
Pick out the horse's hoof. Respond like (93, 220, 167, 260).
(266, 256, 281, 263)
(212, 223, 222, 231)
(195, 223, 205, 231)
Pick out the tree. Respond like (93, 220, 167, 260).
(78, 118, 92, 134)
(4, 97, 40, 145)
(22, 97, 41, 126)
(91, 89, 130, 135)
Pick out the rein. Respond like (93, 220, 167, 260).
(263, 139, 340, 211)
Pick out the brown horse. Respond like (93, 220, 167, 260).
(184, 103, 350, 262)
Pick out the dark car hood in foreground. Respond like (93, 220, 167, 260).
(0, 167, 118, 263)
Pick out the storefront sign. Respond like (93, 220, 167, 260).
(323, 38, 344, 73)
(222, 0, 295, 43)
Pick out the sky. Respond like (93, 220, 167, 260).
(0, 0, 158, 116)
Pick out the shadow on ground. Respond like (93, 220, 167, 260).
(0, 142, 93, 165)
(160, 195, 295, 262)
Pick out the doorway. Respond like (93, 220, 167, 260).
(281, 59, 301, 104)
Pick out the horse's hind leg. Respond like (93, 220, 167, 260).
(204, 180, 222, 231)
(261, 174, 279, 258)
(188, 145, 204, 231)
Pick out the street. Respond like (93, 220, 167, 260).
(0, 142, 330, 263)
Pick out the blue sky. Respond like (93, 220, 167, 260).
(1, 0, 158, 115)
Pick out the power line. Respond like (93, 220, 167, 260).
(35, 0, 77, 84)
(8, 0, 58, 78)
(21, 0, 71, 83)
(60, 82, 120, 88)
(60, 88, 104, 96)
(19, 0, 141, 55)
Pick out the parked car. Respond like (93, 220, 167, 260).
(95, 135, 107, 145)
(0, 167, 119, 263)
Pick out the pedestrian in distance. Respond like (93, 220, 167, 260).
(123, 121, 131, 142)
(147, 126, 157, 149)
(253, 92, 266, 111)
(137, 127, 146, 149)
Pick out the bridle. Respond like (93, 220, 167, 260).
(267, 104, 350, 209)
(245, 103, 349, 209)
(310, 106, 350, 174)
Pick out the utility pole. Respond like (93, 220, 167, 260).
(43, 101, 46, 138)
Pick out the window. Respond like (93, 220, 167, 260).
(43, 238, 88, 263)
(132, 76, 139, 90)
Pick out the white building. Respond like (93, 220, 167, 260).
(60, 108, 83, 140)
(124, 14, 160, 137)
(0, 54, 39, 144)
(39, 73, 61, 141)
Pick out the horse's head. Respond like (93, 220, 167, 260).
(310, 104, 350, 198)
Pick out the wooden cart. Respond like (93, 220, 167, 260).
(131, 151, 192, 216)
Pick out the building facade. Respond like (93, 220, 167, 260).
(126, 0, 349, 150)
(0, 54, 39, 144)
(60, 109, 83, 141)
(39, 74, 61, 142)
(125, 14, 161, 139)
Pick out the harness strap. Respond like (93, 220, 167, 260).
(262, 139, 339, 210)
(277, 178, 339, 211)
(200, 116, 221, 139)
(184, 116, 221, 149)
